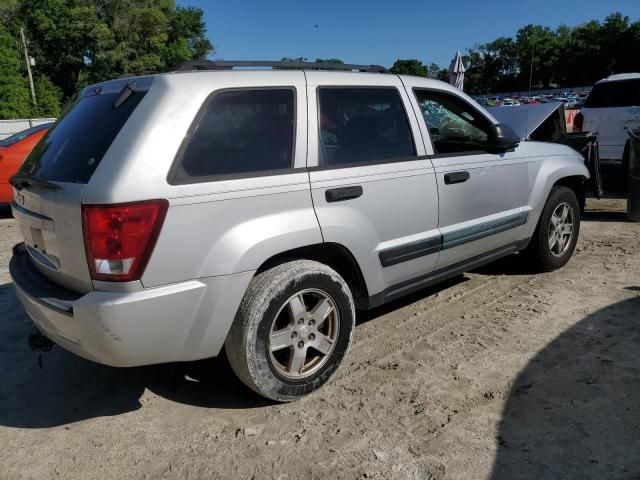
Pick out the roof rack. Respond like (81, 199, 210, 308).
(176, 60, 388, 74)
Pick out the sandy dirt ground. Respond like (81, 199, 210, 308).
(0, 199, 639, 480)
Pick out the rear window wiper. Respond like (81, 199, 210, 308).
(9, 173, 62, 191)
(113, 81, 137, 109)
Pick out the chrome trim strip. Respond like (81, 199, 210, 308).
(10, 202, 52, 221)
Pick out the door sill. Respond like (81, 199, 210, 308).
(358, 240, 529, 310)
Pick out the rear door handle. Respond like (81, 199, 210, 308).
(444, 171, 470, 185)
(325, 186, 363, 203)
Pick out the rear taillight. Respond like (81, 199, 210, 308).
(82, 200, 168, 282)
(573, 112, 584, 132)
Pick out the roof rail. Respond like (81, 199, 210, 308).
(176, 60, 388, 74)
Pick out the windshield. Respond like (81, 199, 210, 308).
(0, 123, 52, 148)
(19, 90, 146, 183)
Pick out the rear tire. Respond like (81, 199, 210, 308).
(525, 186, 580, 272)
(225, 260, 355, 402)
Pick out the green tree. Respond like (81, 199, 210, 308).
(34, 74, 62, 116)
(389, 59, 447, 80)
(427, 62, 448, 81)
(1, 0, 214, 117)
(89, 0, 212, 81)
(389, 59, 428, 77)
(19, 0, 101, 99)
(515, 24, 560, 89)
(165, 6, 212, 67)
(17, 0, 212, 100)
(444, 12, 640, 94)
(314, 58, 344, 64)
(0, 26, 32, 118)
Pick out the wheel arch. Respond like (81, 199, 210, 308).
(553, 175, 587, 212)
(256, 242, 370, 307)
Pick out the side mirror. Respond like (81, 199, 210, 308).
(487, 123, 520, 151)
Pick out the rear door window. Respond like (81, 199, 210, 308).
(172, 89, 295, 183)
(584, 79, 640, 108)
(318, 88, 416, 166)
(20, 91, 146, 183)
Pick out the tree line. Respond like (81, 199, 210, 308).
(0, 0, 212, 119)
(1, 7, 638, 119)
(390, 12, 640, 95)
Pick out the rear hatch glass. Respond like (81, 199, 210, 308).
(584, 79, 640, 108)
(19, 89, 147, 183)
(12, 79, 151, 293)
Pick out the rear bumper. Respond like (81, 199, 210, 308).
(10, 243, 253, 367)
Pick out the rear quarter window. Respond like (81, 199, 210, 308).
(170, 88, 295, 184)
(584, 79, 640, 108)
(20, 91, 146, 183)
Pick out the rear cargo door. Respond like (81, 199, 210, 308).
(582, 79, 640, 160)
(12, 185, 92, 292)
(10, 78, 153, 293)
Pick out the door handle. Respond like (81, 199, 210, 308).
(325, 186, 363, 203)
(444, 171, 470, 185)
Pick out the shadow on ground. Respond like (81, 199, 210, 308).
(0, 205, 13, 219)
(0, 281, 274, 429)
(0, 273, 471, 429)
(582, 210, 630, 223)
(356, 275, 469, 325)
(0, 249, 545, 430)
(490, 295, 640, 479)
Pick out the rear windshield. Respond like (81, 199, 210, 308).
(584, 79, 640, 108)
(19, 91, 146, 183)
(0, 123, 52, 147)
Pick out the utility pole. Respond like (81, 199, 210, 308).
(528, 39, 536, 99)
(20, 27, 37, 109)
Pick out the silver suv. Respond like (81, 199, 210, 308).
(9, 61, 589, 401)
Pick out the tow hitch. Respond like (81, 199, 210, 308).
(28, 331, 54, 369)
(28, 331, 54, 352)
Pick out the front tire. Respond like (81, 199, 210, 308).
(225, 260, 355, 402)
(525, 186, 581, 272)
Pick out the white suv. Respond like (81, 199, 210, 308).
(576, 73, 640, 167)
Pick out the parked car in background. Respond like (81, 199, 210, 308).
(8, 61, 588, 401)
(575, 73, 640, 167)
(0, 123, 52, 204)
(501, 98, 520, 106)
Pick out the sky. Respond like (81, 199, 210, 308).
(178, 0, 640, 68)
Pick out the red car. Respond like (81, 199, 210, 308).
(0, 123, 52, 204)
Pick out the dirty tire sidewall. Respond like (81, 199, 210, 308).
(225, 260, 355, 402)
(533, 185, 581, 271)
